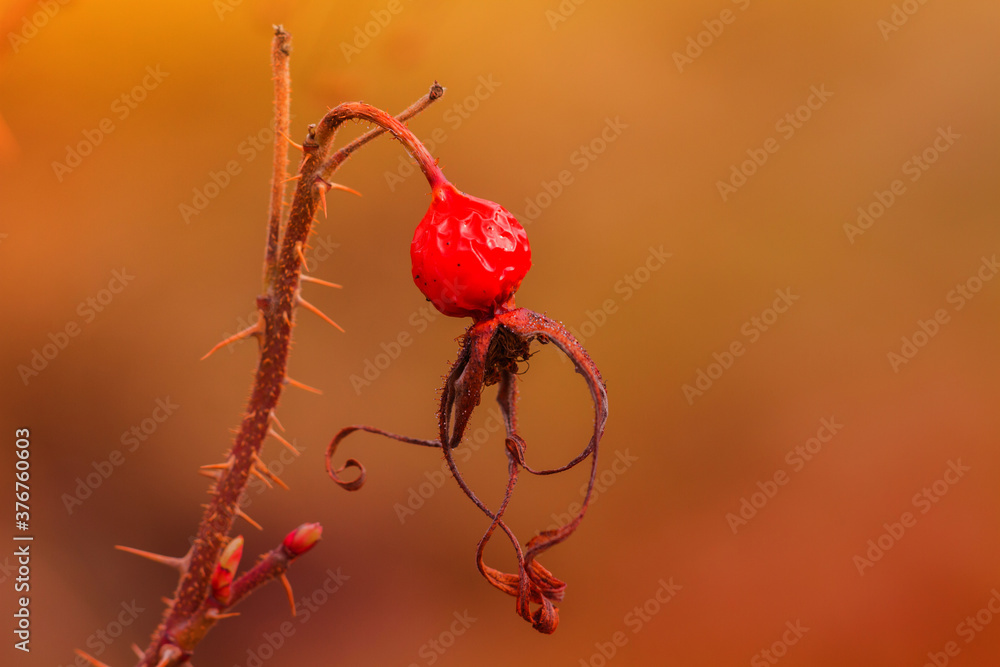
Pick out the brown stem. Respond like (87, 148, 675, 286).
(223, 543, 294, 610)
(317, 101, 448, 189)
(264, 25, 292, 287)
(133, 36, 446, 667)
(322, 83, 444, 179)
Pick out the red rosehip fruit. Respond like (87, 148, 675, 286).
(411, 182, 531, 319)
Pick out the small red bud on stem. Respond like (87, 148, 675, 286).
(210, 537, 244, 604)
(282, 522, 323, 557)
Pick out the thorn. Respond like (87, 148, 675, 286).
(297, 295, 345, 333)
(200, 454, 235, 471)
(269, 411, 285, 432)
(199, 469, 222, 480)
(269, 428, 300, 455)
(250, 466, 273, 488)
(161, 596, 175, 606)
(300, 274, 342, 289)
(279, 573, 297, 616)
(314, 179, 329, 218)
(115, 545, 188, 572)
(156, 645, 183, 667)
(236, 508, 263, 531)
(205, 609, 241, 620)
(132, 644, 144, 658)
(253, 453, 289, 490)
(201, 322, 261, 360)
(75, 650, 112, 667)
(283, 311, 291, 326)
(294, 241, 312, 271)
(278, 130, 303, 151)
(285, 376, 323, 395)
(282, 174, 302, 184)
(329, 182, 362, 198)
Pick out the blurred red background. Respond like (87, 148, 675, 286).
(2, 1, 1000, 665)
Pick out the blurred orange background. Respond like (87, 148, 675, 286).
(2, 1, 1000, 665)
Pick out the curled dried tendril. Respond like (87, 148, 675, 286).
(327, 307, 607, 633)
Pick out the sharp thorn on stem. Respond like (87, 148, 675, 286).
(155, 645, 183, 667)
(314, 179, 329, 219)
(300, 274, 342, 288)
(236, 508, 263, 531)
(285, 376, 323, 395)
(253, 453, 290, 489)
(200, 322, 262, 360)
(269, 428, 300, 455)
(249, 466, 273, 489)
(279, 573, 297, 617)
(115, 545, 189, 572)
(295, 241, 310, 269)
(330, 182, 362, 197)
(297, 295, 345, 333)
(269, 411, 285, 432)
(277, 130, 303, 151)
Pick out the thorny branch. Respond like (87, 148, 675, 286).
(86, 26, 447, 667)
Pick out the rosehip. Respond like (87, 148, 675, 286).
(411, 181, 531, 319)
